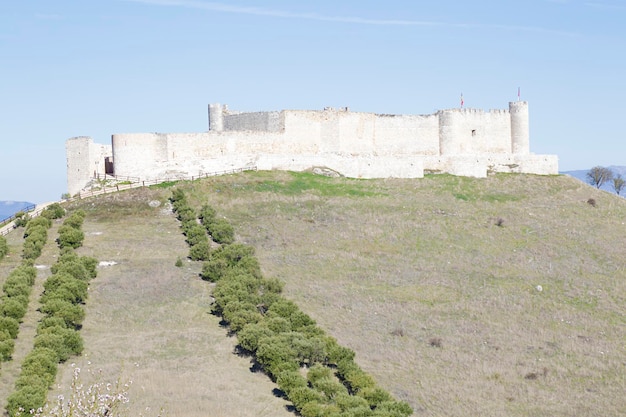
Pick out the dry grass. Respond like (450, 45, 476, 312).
(47, 188, 292, 417)
(182, 171, 626, 417)
(3, 173, 625, 417)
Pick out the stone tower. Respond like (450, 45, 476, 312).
(510, 101, 529, 154)
(208, 103, 224, 132)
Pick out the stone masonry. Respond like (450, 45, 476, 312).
(66, 101, 558, 195)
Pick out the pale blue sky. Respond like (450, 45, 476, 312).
(2, 0, 625, 203)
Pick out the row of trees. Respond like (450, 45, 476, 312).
(170, 189, 235, 261)
(586, 166, 626, 195)
(171, 188, 413, 417)
(6, 209, 97, 416)
(0, 204, 66, 365)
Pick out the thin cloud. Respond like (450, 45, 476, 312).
(584, 1, 626, 10)
(124, 0, 579, 36)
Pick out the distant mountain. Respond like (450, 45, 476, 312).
(0, 201, 36, 222)
(561, 166, 626, 195)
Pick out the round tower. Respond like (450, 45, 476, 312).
(208, 103, 224, 132)
(438, 110, 462, 155)
(509, 101, 529, 154)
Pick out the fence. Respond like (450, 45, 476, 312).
(0, 166, 257, 237)
(74, 166, 257, 200)
(0, 204, 48, 237)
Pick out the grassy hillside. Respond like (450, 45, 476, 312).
(4, 171, 624, 417)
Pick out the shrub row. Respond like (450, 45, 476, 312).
(0, 264, 37, 362)
(6, 211, 97, 417)
(18, 203, 64, 260)
(0, 236, 8, 261)
(207, 251, 411, 416)
(173, 190, 413, 417)
(199, 204, 235, 245)
(56, 210, 85, 250)
(22, 216, 51, 260)
(170, 189, 211, 261)
(0, 204, 65, 364)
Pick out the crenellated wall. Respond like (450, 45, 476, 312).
(66, 101, 558, 195)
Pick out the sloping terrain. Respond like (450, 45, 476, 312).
(6, 172, 624, 417)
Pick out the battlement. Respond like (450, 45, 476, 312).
(66, 100, 557, 195)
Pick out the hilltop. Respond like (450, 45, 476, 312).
(1, 171, 624, 417)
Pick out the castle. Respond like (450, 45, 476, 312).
(66, 101, 558, 195)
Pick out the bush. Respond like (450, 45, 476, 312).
(3, 281, 31, 299)
(169, 188, 186, 204)
(199, 204, 216, 224)
(34, 327, 83, 362)
(57, 226, 85, 249)
(189, 241, 211, 261)
(312, 378, 346, 401)
(41, 278, 88, 304)
(1, 297, 28, 321)
(224, 307, 264, 333)
(200, 244, 261, 282)
(238, 323, 274, 352)
(300, 402, 340, 417)
(37, 316, 69, 331)
(375, 400, 414, 417)
(184, 224, 209, 246)
(50, 262, 89, 281)
(176, 206, 197, 223)
(13, 212, 30, 228)
(39, 299, 85, 328)
(0, 337, 15, 361)
(307, 364, 334, 385)
(276, 370, 308, 396)
(20, 347, 59, 383)
(25, 217, 52, 232)
(288, 386, 326, 412)
(6, 383, 48, 417)
(0, 316, 20, 339)
(62, 211, 85, 229)
(256, 337, 299, 377)
(337, 360, 376, 394)
(206, 218, 235, 244)
(357, 386, 393, 407)
(41, 203, 65, 219)
(9, 265, 37, 285)
(268, 299, 316, 330)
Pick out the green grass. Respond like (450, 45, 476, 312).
(4, 171, 624, 417)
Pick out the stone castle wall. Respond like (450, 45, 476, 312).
(66, 101, 558, 195)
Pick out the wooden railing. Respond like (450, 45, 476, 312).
(0, 166, 257, 237)
(0, 204, 49, 237)
(72, 166, 258, 200)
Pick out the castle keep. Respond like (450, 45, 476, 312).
(66, 101, 558, 195)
